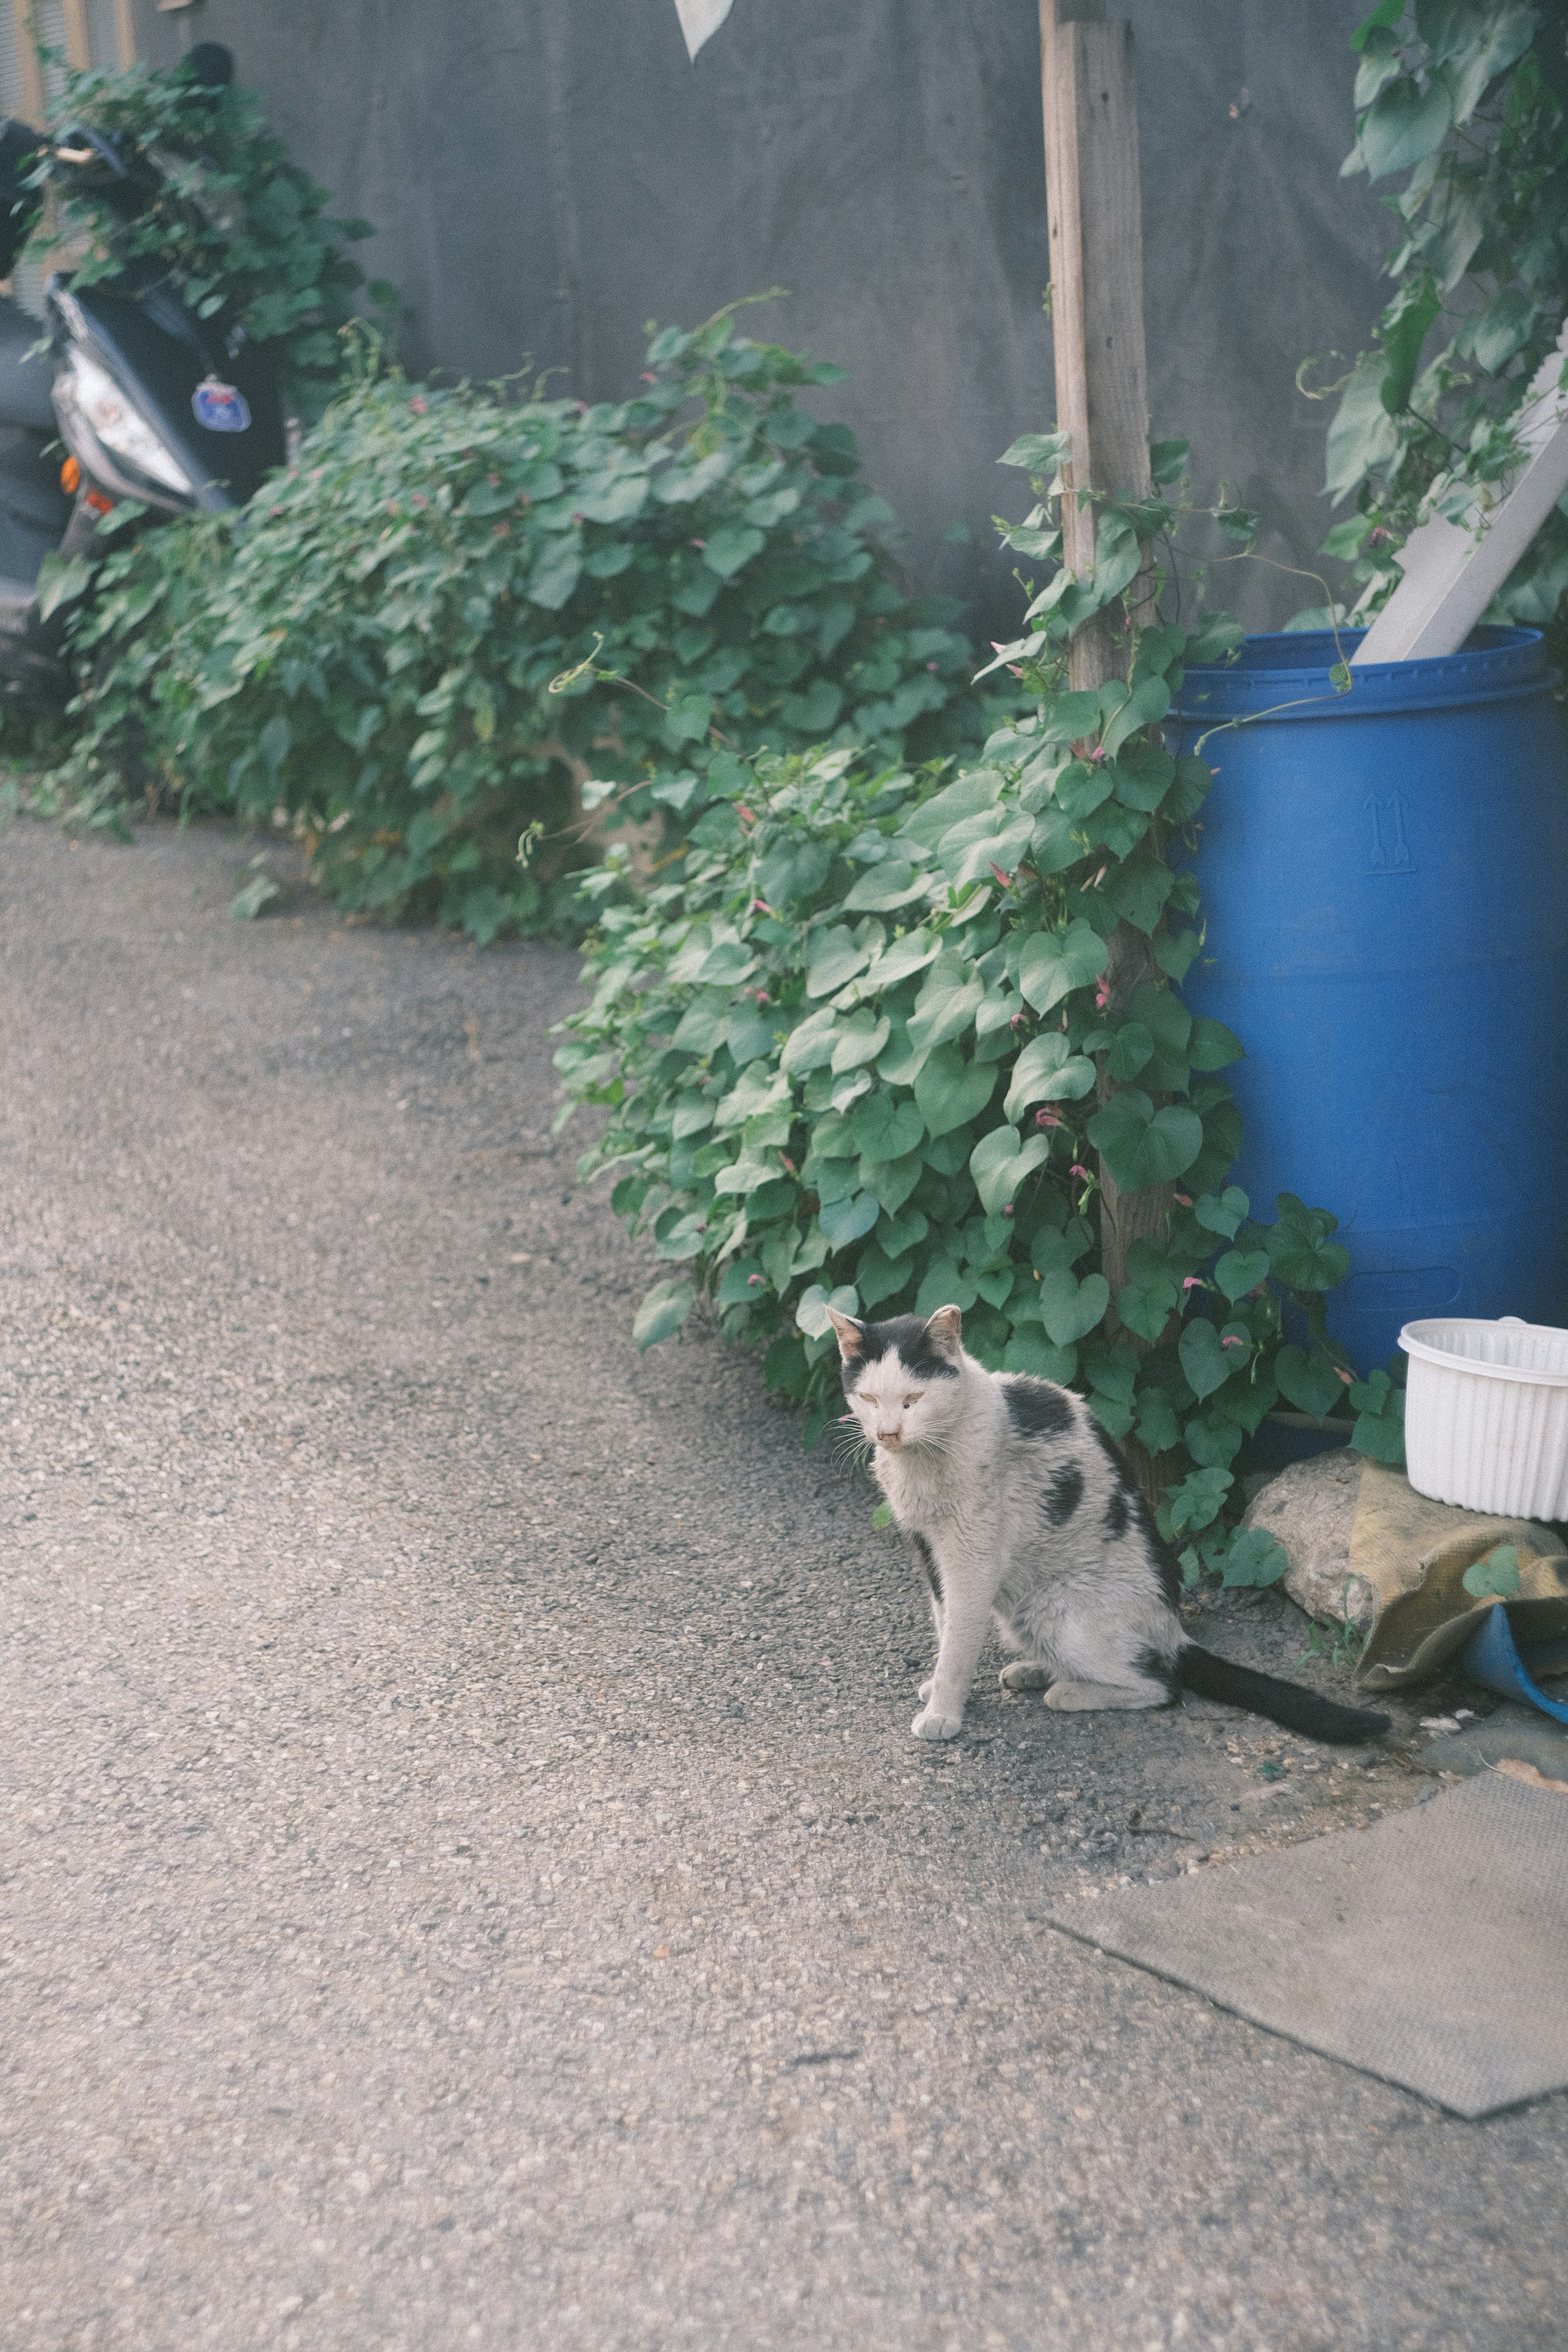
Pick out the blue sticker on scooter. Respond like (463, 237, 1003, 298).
(192, 378, 251, 433)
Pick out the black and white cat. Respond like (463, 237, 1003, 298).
(828, 1304, 1390, 1748)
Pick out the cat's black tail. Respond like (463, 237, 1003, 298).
(1176, 1644, 1391, 1745)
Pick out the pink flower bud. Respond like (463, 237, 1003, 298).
(1035, 1109, 1063, 1130)
(1183, 1277, 1203, 1291)
(690, 537, 707, 550)
(1070, 1163, 1089, 1180)
(1174, 1192, 1193, 1207)
(409, 396, 428, 415)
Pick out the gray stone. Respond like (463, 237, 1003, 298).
(1242, 1449, 1375, 1630)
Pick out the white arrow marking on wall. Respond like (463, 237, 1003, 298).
(673, 0, 736, 61)
(1356, 319, 1568, 664)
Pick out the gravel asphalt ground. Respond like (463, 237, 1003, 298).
(2, 816, 1564, 2352)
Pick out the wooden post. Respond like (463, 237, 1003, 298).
(1038, 2, 1172, 1428)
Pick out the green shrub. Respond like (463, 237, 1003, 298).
(29, 54, 388, 418)
(1307, 2, 1568, 632)
(559, 434, 1381, 1581)
(49, 314, 1006, 940)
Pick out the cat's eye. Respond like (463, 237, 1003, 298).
(904, 1390, 923, 1406)
(858, 1389, 876, 1403)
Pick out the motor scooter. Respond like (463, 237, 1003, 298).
(0, 42, 284, 705)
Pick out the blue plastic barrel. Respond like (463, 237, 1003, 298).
(1174, 625, 1568, 1374)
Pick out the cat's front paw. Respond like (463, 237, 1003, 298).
(911, 1705, 964, 1742)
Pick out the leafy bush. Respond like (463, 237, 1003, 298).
(559, 434, 1387, 1581)
(1307, 1, 1568, 629)
(27, 54, 388, 416)
(48, 314, 1004, 940)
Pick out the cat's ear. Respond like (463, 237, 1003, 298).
(924, 1303, 963, 1361)
(825, 1307, 867, 1361)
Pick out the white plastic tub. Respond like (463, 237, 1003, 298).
(1400, 1317, 1568, 1519)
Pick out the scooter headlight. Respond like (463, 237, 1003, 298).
(62, 350, 193, 495)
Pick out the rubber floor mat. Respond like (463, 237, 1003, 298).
(1049, 1774, 1568, 2118)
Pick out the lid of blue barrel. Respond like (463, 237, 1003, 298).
(1176, 623, 1548, 722)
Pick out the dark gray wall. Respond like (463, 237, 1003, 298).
(134, 2, 1391, 639)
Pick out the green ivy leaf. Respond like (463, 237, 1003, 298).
(1038, 1265, 1110, 1346)
(1359, 76, 1454, 182)
(842, 860, 931, 912)
(818, 1190, 881, 1250)
(1274, 1344, 1348, 1418)
(1266, 1195, 1353, 1292)
(850, 1092, 925, 1165)
(1219, 1527, 1289, 1589)
(1178, 1319, 1231, 1402)
(1461, 1542, 1522, 1600)
(1165, 1465, 1234, 1535)
(1115, 1240, 1180, 1343)
(969, 1126, 1051, 1215)
(907, 951, 984, 1051)
(806, 926, 871, 998)
(701, 524, 767, 579)
(1002, 1032, 1097, 1120)
(633, 1278, 694, 1350)
(1194, 1187, 1248, 1240)
(1018, 919, 1109, 1016)
(1086, 1091, 1203, 1193)
(915, 1043, 998, 1139)
(1214, 1247, 1270, 1303)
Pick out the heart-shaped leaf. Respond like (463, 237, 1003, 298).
(1219, 1528, 1288, 1590)
(779, 1005, 839, 1075)
(1194, 1186, 1249, 1239)
(1039, 1265, 1111, 1346)
(1135, 1389, 1183, 1454)
(969, 1126, 1051, 1215)
(1462, 1542, 1522, 1600)
(1003, 1033, 1097, 1121)
(830, 1011, 891, 1074)
(1054, 760, 1117, 821)
(1266, 1195, 1353, 1292)
(715, 1256, 767, 1306)
(1103, 1021, 1154, 1081)
(1116, 1255, 1179, 1343)
(1187, 1016, 1245, 1072)
(1214, 1247, 1270, 1303)
(850, 1092, 925, 1165)
(1086, 1091, 1203, 1193)
(806, 926, 871, 999)
(695, 939, 757, 986)
(818, 1190, 881, 1250)
(1360, 75, 1453, 181)
(913, 1258, 979, 1316)
(1164, 1465, 1234, 1535)
(842, 860, 932, 912)
(1178, 1317, 1231, 1401)
(915, 1043, 998, 1139)
(1018, 919, 1109, 1015)
(1274, 1344, 1349, 1418)
(795, 1281, 861, 1339)
(907, 951, 984, 1051)
(861, 1150, 924, 1215)
(1100, 674, 1171, 760)
(633, 1279, 694, 1350)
